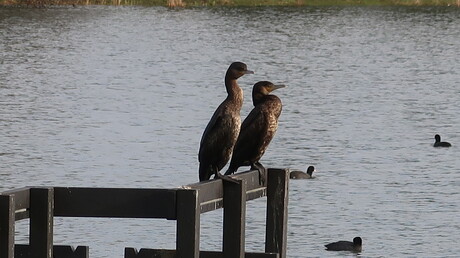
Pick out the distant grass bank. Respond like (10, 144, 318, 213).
(1, 0, 459, 8)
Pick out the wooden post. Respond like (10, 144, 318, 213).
(0, 195, 15, 258)
(30, 188, 54, 258)
(223, 179, 246, 258)
(265, 169, 289, 258)
(176, 189, 200, 258)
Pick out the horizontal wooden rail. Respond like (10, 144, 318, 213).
(15, 244, 89, 258)
(1, 187, 31, 220)
(124, 248, 280, 258)
(183, 169, 267, 213)
(54, 187, 177, 219)
(1, 169, 266, 221)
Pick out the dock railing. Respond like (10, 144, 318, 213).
(0, 168, 289, 258)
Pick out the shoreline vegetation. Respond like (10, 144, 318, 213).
(1, 0, 459, 8)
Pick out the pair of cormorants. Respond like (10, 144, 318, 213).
(198, 62, 285, 182)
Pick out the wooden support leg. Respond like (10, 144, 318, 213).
(176, 189, 200, 258)
(0, 195, 15, 258)
(223, 179, 246, 258)
(265, 169, 289, 258)
(30, 188, 54, 258)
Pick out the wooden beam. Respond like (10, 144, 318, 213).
(176, 189, 200, 258)
(125, 248, 175, 258)
(124, 249, 279, 258)
(1, 187, 30, 211)
(53, 187, 176, 219)
(223, 179, 246, 258)
(186, 179, 224, 213)
(15, 245, 89, 258)
(53, 245, 89, 258)
(1, 187, 30, 221)
(0, 195, 15, 258)
(186, 170, 266, 214)
(30, 188, 54, 258)
(265, 169, 289, 258)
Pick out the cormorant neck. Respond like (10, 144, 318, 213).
(252, 93, 265, 106)
(225, 77, 243, 102)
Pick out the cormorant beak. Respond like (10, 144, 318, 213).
(270, 84, 286, 92)
(245, 70, 255, 74)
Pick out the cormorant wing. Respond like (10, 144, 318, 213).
(233, 106, 267, 155)
(199, 111, 224, 155)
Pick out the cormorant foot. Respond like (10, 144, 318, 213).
(251, 162, 266, 185)
(214, 172, 239, 184)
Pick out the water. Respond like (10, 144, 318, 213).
(1, 5, 459, 257)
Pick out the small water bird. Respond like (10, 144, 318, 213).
(433, 134, 451, 147)
(225, 81, 285, 184)
(198, 62, 254, 181)
(290, 166, 315, 179)
(325, 236, 362, 252)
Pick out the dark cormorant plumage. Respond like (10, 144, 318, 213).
(198, 62, 254, 181)
(290, 166, 315, 179)
(325, 237, 362, 252)
(225, 81, 285, 179)
(433, 134, 451, 147)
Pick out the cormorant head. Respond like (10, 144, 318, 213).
(227, 62, 254, 80)
(252, 81, 285, 105)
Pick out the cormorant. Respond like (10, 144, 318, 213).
(325, 237, 362, 252)
(225, 81, 285, 182)
(198, 62, 253, 181)
(290, 166, 315, 179)
(433, 134, 451, 147)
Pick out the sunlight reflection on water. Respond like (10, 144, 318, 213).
(1, 5, 459, 257)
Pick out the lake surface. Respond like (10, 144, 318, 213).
(1, 5, 459, 257)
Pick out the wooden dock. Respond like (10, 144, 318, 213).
(0, 168, 289, 258)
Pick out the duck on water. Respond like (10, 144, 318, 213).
(433, 134, 451, 147)
(325, 236, 362, 252)
(198, 62, 253, 182)
(290, 165, 315, 179)
(225, 81, 285, 184)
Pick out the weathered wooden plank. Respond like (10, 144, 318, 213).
(54, 187, 177, 219)
(29, 188, 54, 258)
(125, 248, 176, 258)
(196, 251, 280, 258)
(185, 179, 224, 213)
(1, 187, 30, 211)
(15, 245, 89, 258)
(233, 169, 266, 202)
(186, 170, 266, 214)
(176, 189, 200, 258)
(124, 249, 279, 258)
(265, 169, 289, 258)
(0, 195, 15, 258)
(234, 168, 267, 187)
(54, 245, 89, 258)
(1, 187, 30, 221)
(223, 179, 246, 258)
